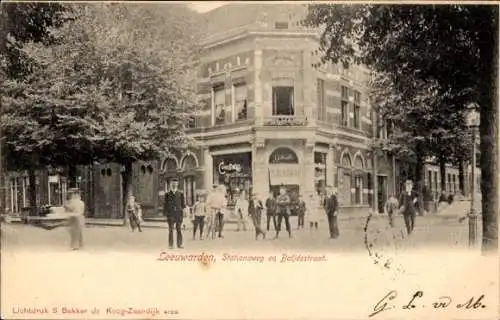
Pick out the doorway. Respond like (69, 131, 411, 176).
(377, 175, 388, 214)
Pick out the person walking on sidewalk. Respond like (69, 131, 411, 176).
(249, 192, 266, 240)
(297, 194, 306, 229)
(126, 193, 143, 232)
(398, 180, 418, 235)
(324, 186, 339, 239)
(384, 194, 399, 228)
(65, 188, 85, 250)
(265, 192, 277, 232)
(192, 190, 207, 240)
(164, 178, 186, 249)
(235, 189, 249, 232)
(274, 186, 292, 239)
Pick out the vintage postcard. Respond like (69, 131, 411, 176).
(1, 1, 498, 319)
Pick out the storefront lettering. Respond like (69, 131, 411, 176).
(218, 161, 242, 175)
(269, 164, 301, 185)
(269, 148, 298, 164)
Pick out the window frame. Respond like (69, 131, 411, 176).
(272, 86, 295, 116)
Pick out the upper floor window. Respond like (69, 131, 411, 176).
(213, 84, 225, 125)
(353, 90, 361, 129)
(341, 85, 349, 126)
(275, 22, 289, 29)
(272, 86, 294, 116)
(317, 79, 326, 121)
(234, 83, 248, 121)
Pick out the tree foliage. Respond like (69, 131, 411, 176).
(304, 4, 498, 252)
(1, 3, 203, 219)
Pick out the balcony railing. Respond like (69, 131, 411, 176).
(263, 116, 308, 127)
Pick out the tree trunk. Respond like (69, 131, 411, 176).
(28, 169, 38, 217)
(415, 153, 424, 215)
(458, 159, 465, 196)
(439, 155, 446, 193)
(479, 7, 498, 254)
(121, 161, 133, 226)
(67, 165, 78, 189)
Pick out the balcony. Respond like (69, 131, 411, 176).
(263, 116, 308, 127)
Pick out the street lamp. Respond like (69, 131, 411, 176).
(465, 102, 480, 247)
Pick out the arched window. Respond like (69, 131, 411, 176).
(341, 153, 352, 168)
(182, 155, 197, 207)
(269, 147, 299, 164)
(353, 155, 364, 205)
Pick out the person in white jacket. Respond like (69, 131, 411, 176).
(234, 189, 249, 232)
(206, 184, 227, 238)
(64, 188, 85, 250)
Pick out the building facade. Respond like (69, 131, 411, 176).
(1, 4, 479, 219)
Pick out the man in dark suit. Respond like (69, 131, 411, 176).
(265, 191, 277, 231)
(399, 179, 418, 235)
(164, 178, 185, 249)
(324, 186, 339, 239)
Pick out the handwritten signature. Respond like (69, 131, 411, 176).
(369, 290, 487, 317)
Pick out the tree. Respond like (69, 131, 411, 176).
(304, 4, 498, 252)
(2, 3, 202, 222)
(0, 2, 70, 216)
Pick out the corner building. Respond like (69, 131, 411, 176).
(175, 4, 396, 215)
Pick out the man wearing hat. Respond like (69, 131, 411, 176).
(164, 178, 186, 248)
(324, 186, 339, 239)
(64, 188, 85, 250)
(398, 179, 419, 235)
(249, 191, 266, 240)
(275, 185, 292, 239)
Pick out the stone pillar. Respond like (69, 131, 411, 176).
(252, 138, 267, 198)
(302, 49, 315, 127)
(327, 145, 335, 187)
(254, 50, 263, 126)
(203, 147, 213, 189)
(303, 140, 315, 198)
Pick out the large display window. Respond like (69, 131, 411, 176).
(213, 152, 252, 206)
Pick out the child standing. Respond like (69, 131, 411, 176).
(192, 190, 207, 240)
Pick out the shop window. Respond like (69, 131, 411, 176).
(314, 152, 327, 195)
(213, 84, 225, 125)
(446, 173, 451, 192)
(354, 175, 363, 204)
(234, 83, 248, 121)
(272, 86, 294, 116)
(9, 177, 29, 213)
(48, 175, 66, 206)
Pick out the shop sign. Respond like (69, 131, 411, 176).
(48, 175, 59, 183)
(218, 161, 242, 175)
(269, 164, 301, 185)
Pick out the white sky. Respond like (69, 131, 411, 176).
(187, 1, 227, 13)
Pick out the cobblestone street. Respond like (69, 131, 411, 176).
(2, 214, 475, 253)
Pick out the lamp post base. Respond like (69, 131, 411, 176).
(468, 209, 479, 248)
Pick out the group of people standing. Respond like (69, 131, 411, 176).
(161, 180, 343, 249)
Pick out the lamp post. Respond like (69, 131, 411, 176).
(465, 102, 480, 247)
